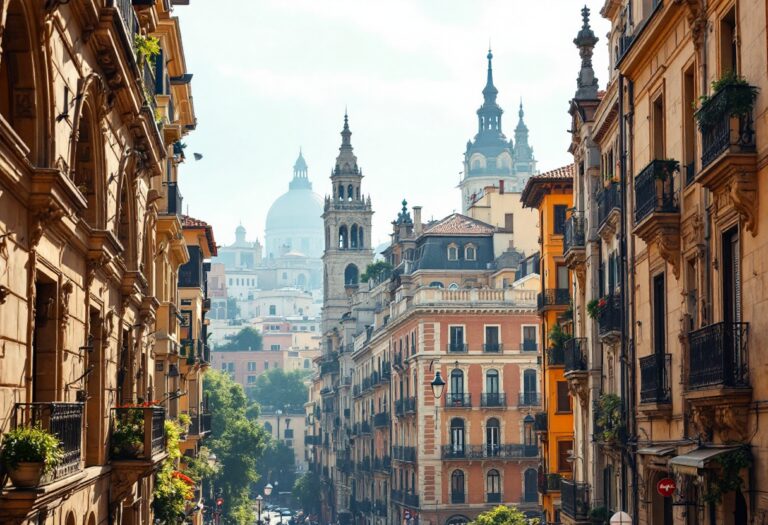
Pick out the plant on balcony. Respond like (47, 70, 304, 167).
(595, 394, 624, 444)
(111, 408, 146, 459)
(586, 298, 602, 319)
(695, 71, 759, 130)
(590, 506, 608, 524)
(653, 159, 680, 180)
(548, 323, 569, 350)
(153, 418, 194, 523)
(177, 413, 191, 440)
(703, 447, 751, 504)
(134, 33, 160, 65)
(0, 425, 63, 488)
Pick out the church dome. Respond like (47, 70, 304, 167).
(264, 150, 324, 259)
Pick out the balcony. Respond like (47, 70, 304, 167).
(189, 413, 212, 437)
(639, 353, 671, 406)
(563, 213, 586, 267)
(537, 288, 570, 311)
(444, 393, 471, 409)
(374, 501, 388, 517)
(381, 362, 392, 381)
(564, 338, 587, 373)
(360, 421, 372, 435)
(374, 456, 391, 472)
(395, 397, 416, 417)
(539, 473, 562, 495)
(446, 342, 468, 353)
(561, 479, 590, 521)
(687, 322, 749, 391)
(487, 493, 502, 503)
(597, 183, 621, 238)
(357, 499, 372, 513)
(451, 492, 465, 504)
(373, 412, 389, 428)
(483, 343, 502, 353)
(547, 345, 565, 366)
(164, 181, 183, 217)
(696, 83, 759, 235)
(597, 294, 622, 342)
(534, 413, 547, 432)
(441, 444, 538, 460)
(12, 403, 83, 483)
(404, 493, 419, 508)
(481, 393, 506, 408)
(110, 406, 166, 461)
(521, 340, 538, 353)
(320, 360, 340, 375)
(141, 58, 157, 110)
(336, 457, 352, 473)
(518, 392, 541, 407)
(393, 446, 416, 463)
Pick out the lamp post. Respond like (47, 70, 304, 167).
(256, 495, 264, 525)
(275, 409, 283, 443)
(428, 369, 446, 525)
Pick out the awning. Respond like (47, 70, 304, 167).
(637, 446, 676, 456)
(669, 447, 742, 472)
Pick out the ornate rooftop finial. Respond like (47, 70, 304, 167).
(482, 47, 499, 103)
(396, 199, 412, 225)
(574, 5, 599, 100)
(290, 148, 311, 189)
(334, 111, 359, 176)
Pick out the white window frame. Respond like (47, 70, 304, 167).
(464, 243, 477, 261)
(447, 243, 459, 261)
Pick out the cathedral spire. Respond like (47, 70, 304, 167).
(574, 5, 599, 100)
(290, 148, 311, 190)
(482, 48, 498, 103)
(334, 112, 359, 177)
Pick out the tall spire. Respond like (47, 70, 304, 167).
(482, 48, 498, 103)
(334, 112, 359, 177)
(290, 148, 311, 190)
(574, 5, 599, 100)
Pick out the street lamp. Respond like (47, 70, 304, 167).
(430, 371, 445, 399)
(264, 483, 273, 496)
(275, 409, 283, 443)
(256, 495, 264, 525)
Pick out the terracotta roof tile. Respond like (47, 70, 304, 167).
(520, 164, 575, 208)
(423, 213, 496, 236)
(181, 214, 218, 256)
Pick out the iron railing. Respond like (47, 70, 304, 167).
(165, 181, 183, 216)
(634, 159, 679, 224)
(597, 183, 620, 228)
(564, 338, 588, 372)
(395, 397, 416, 416)
(697, 84, 757, 167)
(447, 343, 468, 353)
(487, 493, 502, 503)
(373, 412, 389, 428)
(445, 393, 471, 408)
(563, 214, 586, 255)
(110, 406, 166, 460)
(14, 402, 83, 481)
(639, 353, 671, 403)
(451, 492, 465, 504)
(538, 288, 570, 310)
(687, 322, 749, 389)
(521, 340, 538, 352)
(320, 360, 340, 375)
(685, 162, 695, 186)
(392, 446, 416, 463)
(539, 472, 562, 494)
(481, 393, 506, 408)
(547, 345, 565, 366)
(518, 392, 542, 406)
(534, 413, 548, 432)
(441, 444, 538, 460)
(561, 479, 590, 520)
(483, 343, 502, 353)
(597, 294, 622, 336)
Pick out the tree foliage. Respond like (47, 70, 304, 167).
(470, 505, 532, 525)
(205, 369, 269, 524)
(217, 326, 263, 351)
(292, 471, 322, 515)
(254, 440, 296, 496)
(361, 261, 393, 283)
(246, 368, 308, 410)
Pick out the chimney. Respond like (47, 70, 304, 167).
(413, 206, 423, 236)
(499, 180, 505, 194)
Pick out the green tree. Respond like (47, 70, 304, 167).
(246, 368, 308, 410)
(292, 471, 322, 514)
(361, 261, 393, 283)
(205, 369, 269, 524)
(470, 505, 532, 525)
(254, 440, 296, 496)
(217, 326, 262, 351)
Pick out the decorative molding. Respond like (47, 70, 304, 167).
(29, 200, 66, 248)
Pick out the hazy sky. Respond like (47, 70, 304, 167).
(175, 1, 611, 248)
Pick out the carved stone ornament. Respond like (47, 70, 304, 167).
(59, 280, 74, 329)
(714, 405, 749, 442)
(689, 405, 715, 441)
(0, 286, 9, 305)
(30, 201, 66, 248)
(655, 226, 681, 279)
(726, 174, 758, 236)
(566, 374, 590, 408)
(674, 0, 707, 49)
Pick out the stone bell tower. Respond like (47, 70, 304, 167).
(321, 113, 374, 341)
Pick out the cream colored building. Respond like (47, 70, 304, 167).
(0, 1, 209, 523)
(467, 184, 540, 257)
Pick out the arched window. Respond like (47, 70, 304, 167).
(464, 244, 477, 261)
(484, 370, 500, 407)
(338, 184, 344, 200)
(350, 224, 358, 249)
(358, 226, 364, 249)
(486, 469, 501, 502)
(523, 415, 535, 447)
(524, 469, 538, 502)
(263, 422, 273, 434)
(339, 225, 348, 249)
(522, 369, 538, 406)
(450, 418, 464, 455)
(429, 281, 444, 288)
(451, 470, 465, 503)
(449, 369, 464, 406)
(447, 243, 459, 261)
(356, 187, 360, 200)
(448, 282, 460, 291)
(446, 516, 470, 525)
(117, 176, 136, 270)
(347, 184, 353, 201)
(486, 418, 500, 456)
(344, 264, 359, 287)
(73, 104, 102, 226)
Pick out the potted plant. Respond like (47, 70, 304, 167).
(694, 71, 759, 130)
(590, 506, 609, 524)
(596, 394, 624, 444)
(586, 298, 601, 319)
(0, 425, 63, 488)
(654, 159, 680, 180)
(111, 408, 145, 459)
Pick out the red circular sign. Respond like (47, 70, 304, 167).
(657, 477, 676, 497)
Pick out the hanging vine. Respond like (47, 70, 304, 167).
(703, 447, 751, 504)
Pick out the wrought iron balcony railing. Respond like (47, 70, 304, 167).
(639, 353, 671, 403)
(110, 406, 166, 461)
(634, 159, 680, 224)
(697, 84, 757, 167)
(14, 402, 83, 482)
(687, 322, 749, 390)
(597, 183, 620, 228)
(392, 445, 417, 463)
(395, 397, 416, 417)
(538, 288, 570, 310)
(539, 472, 562, 494)
(564, 338, 588, 372)
(441, 444, 538, 460)
(518, 392, 542, 407)
(165, 181, 183, 217)
(451, 492, 465, 504)
(561, 479, 590, 520)
(547, 345, 565, 366)
(563, 214, 586, 255)
(447, 342, 468, 353)
(597, 294, 622, 337)
(481, 393, 506, 408)
(487, 492, 502, 503)
(521, 340, 538, 352)
(483, 343, 502, 353)
(373, 412, 389, 428)
(534, 412, 548, 432)
(445, 393, 471, 408)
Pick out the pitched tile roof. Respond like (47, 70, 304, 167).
(181, 215, 218, 256)
(520, 164, 574, 208)
(423, 213, 496, 236)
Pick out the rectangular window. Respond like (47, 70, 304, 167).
(522, 326, 537, 352)
(227, 363, 235, 372)
(553, 205, 567, 234)
(504, 213, 514, 233)
(447, 245, 458, 261)
(556, 264, 569, 290)
(653, 273, 666, 353)
(248, 362, 256, 372)
(271, 344, 281, 351)
(686, 258, 698, 331)
(556, 381, 572, 413)
(722, 227, 741, 323)
(484, 326, 500, 352)
(285, 429, 294, 439)
(720, 7, 737, 75)
(652, 93, 665, 159)
(557, 440, 574, 472)
(683, 66, 696, 182)
(247, 375, 256, 384)
(264, 362, 269, 370)
(269, 305, 276, 315)
(449, 326, 465, 352)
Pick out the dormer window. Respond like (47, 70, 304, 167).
(447, 243, 459, 261)
(465, 244, 477, 261)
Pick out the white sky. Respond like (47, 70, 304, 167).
(175, 1, 611, 248)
